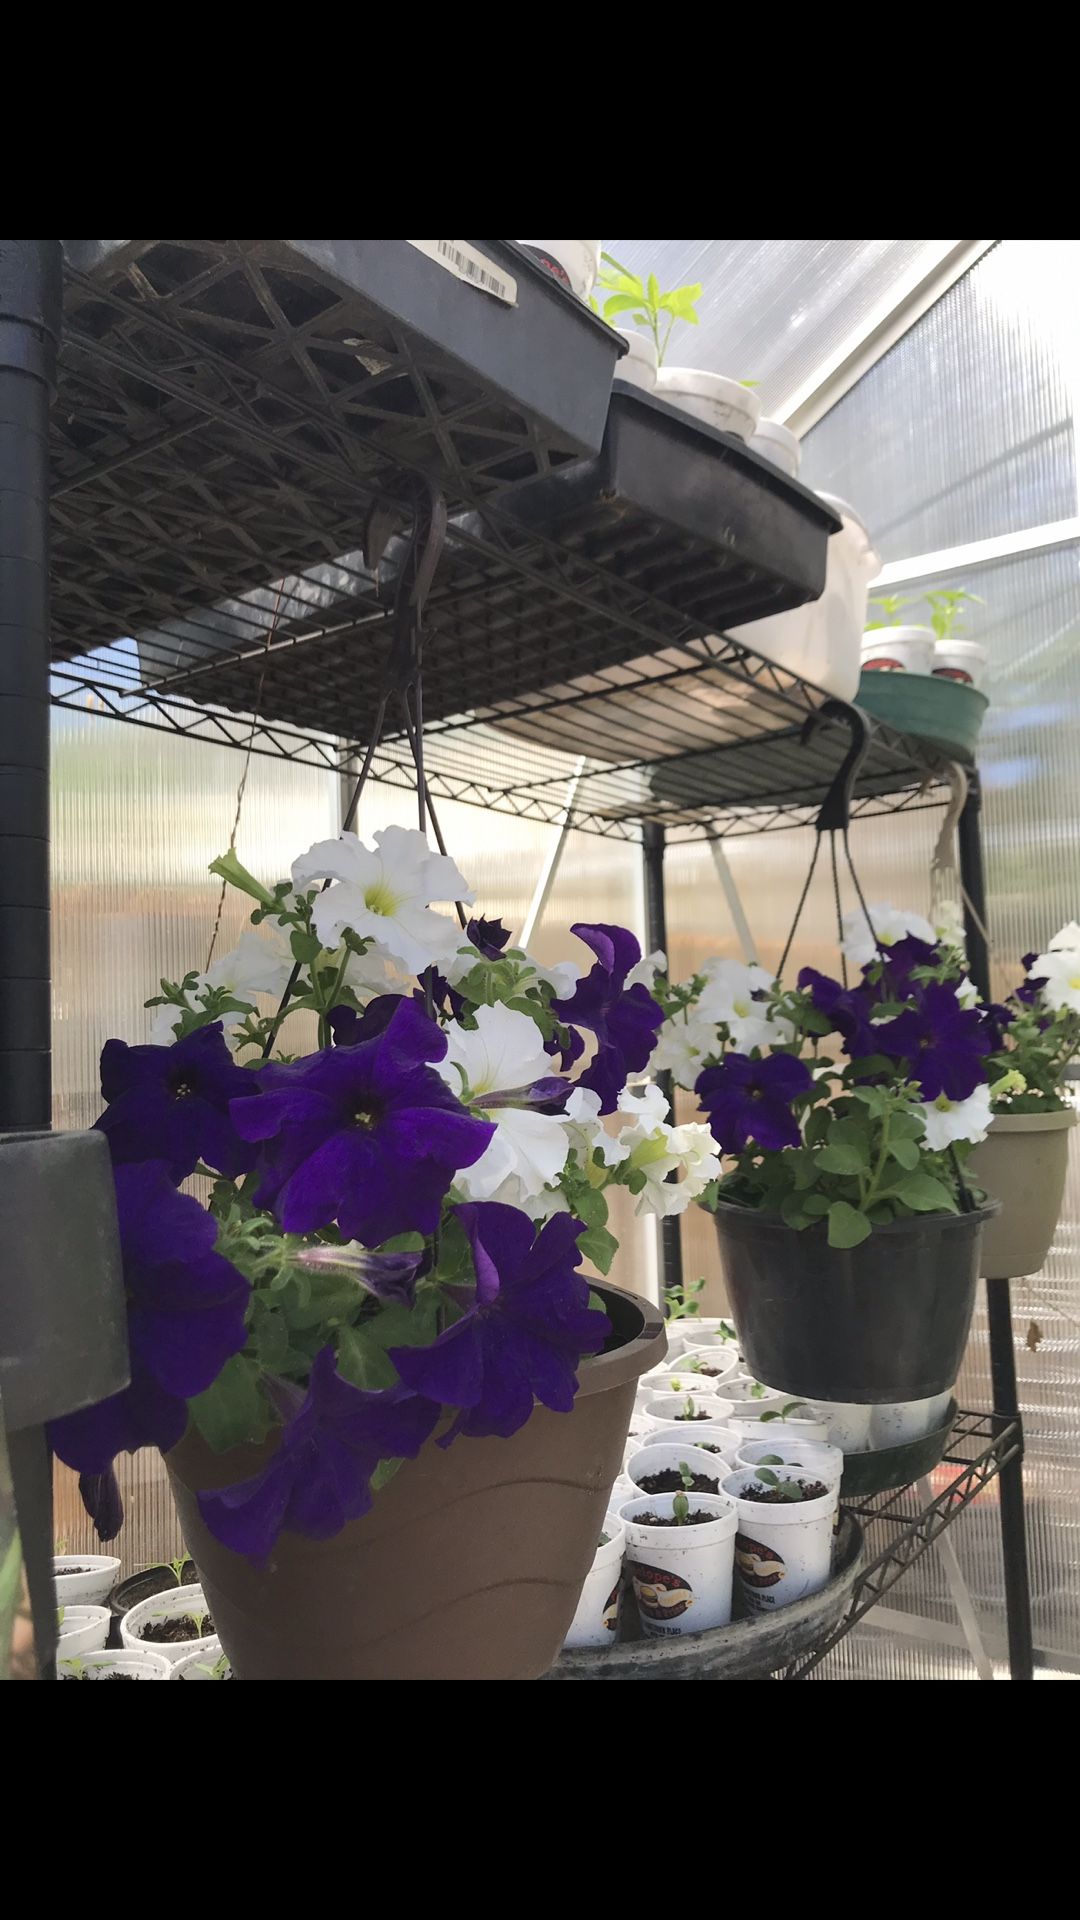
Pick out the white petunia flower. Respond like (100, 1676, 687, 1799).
(1031, 948, 1080, 1014)
(649, 1012, 719, 1090)
(149, 927, 293, 1045)
(1048, 921, 1080, 951)
(920, 1083, 993, 1149)
(955, 976, 980, 1009)
(841, 903, 936, 970)
(933, 899, 966, 946)
(697, 958, 791, 1052)
(292, 826, 473, 975)
(436, 1003, 569, 1202)
(562, 1086, 631, 1175)
(626, 949, 666, 991)
(615, 1084, 722, 1219)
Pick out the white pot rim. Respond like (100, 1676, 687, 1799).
(120, 1582, 217, 1663)
(59, 1648, 173, 1680)
(627, 1442, 730, 1490)
(620, 1490, 738, 1547)
(57, 1604, 110, 1634)
(862, 625, 934, 645)
(723, 1467, 838, 1523)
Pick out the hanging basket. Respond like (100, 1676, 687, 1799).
(969, 1107, 1078, 1280)
(165, 1281, 665, 1681)
(712, 1199, 998, 1403)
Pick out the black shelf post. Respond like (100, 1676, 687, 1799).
(959, 774, 1035, 1680)
(642, 821, 683, 1301)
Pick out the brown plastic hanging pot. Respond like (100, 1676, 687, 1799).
(166, 1279, 666, 1680)
(969, 1106, 1077, 1279)
(713, 1198, 998, 1403)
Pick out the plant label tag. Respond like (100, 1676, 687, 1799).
(406, 241, 517, 306)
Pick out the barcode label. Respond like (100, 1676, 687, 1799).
(407, 239, 517, 306)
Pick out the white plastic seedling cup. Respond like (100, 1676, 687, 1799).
(619, 1491, 738, 1636)
(562, 1514, 626, 1650)
(640, 1394, 734, 1433)
(723, 1467, 839, 1613)
(860, 626, 935, 675)
(626, 1443, 730, 1497)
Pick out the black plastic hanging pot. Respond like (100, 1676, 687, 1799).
(713, 1198, 999, 1403)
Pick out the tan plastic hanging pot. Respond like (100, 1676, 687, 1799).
(166, 1280, 666, 1681)
(969, 1107, 1078, 1279)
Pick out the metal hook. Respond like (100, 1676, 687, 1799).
(802, 699, 872, 836)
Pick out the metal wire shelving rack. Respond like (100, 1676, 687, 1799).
(2, 237, 1035, 1679)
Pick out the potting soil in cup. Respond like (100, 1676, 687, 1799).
(722, 1469, 839, 1613)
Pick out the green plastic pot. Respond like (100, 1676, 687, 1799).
(856, 670, 988, 760)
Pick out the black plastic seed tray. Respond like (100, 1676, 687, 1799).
(146, 384, 840, 751)
(50, 239, 625, 669)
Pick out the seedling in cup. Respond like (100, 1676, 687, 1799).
(759, 1401, 813, 1424)
(753, 1468, 806, 1502)
(593, 256, 703, 366)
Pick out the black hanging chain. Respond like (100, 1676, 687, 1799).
(778, 701, 882, 983)
(260, 480, 449, 1060)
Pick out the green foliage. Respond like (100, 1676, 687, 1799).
(988, 995, 1080, 1112)
(596, 253, 703, 367)
(671, 1490, 691, 1524)
(925, 588, 983, 641)
(864, 594, 912, 629)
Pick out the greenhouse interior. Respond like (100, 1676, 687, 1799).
(1, 236, 1077, 1681)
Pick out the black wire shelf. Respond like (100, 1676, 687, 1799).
(782, 1408, 1023, 1678)
(43, 238, 959, 845)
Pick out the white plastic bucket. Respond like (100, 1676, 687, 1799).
(563, 1515, 626, 1650)
(675, 1345, 741, 1386)
(723, 1468, 839, 1612)
(932, 638, 988, 690)
(619, 1491, 738, 1636)
(870, 1396, 949, 1449)
(730, 1411, 830, 1445)
(729, 492, 880, 700)
(860, 625, 935, 675)
(643, 1422, 742, 1462)
(818, 1402, 874, 1452)
(615, 329, 658, 392)
(59, 1647, 173, 1680)
(655, 368, 760, 441)
(56, 1605, 111, 1657)
(749, 418, 800, 477)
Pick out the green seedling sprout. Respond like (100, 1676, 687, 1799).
(680, 1395, 697, 1421)
(665, 1276, 705, 1322)
(865, 593, 912, 629)
(193, 1651, 231, 1679)
(672, 1491, 691, 1524)
(759, 1400, 810, 1424)
(754, 1468, 804, 1502)
(594, 255, 703, 367)
(757, 1454, 785, 1466)
(925, 588, 984, 641)
(677, 1460, 695, 1491)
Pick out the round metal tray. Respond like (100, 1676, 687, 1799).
(546, 1514, 863, 1681)
(839, 1402, 957, 1499)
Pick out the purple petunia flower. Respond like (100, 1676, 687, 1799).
(328, 994, 405, 1048)
(197, 1346, 440, 1560)
(232, 997, 494, 1245)
(389, 1202, 610, 1443)
(870, 933, 938, 990)
(872, 982, 991, 1101)
(544, 1021, 587, 1073)
(797, 967, 877, 1058)
(94, 1023, 261, 1181)
(49, 1161, 251, 1491)
(466, 916, 512, 959)
(552, 923, 665, 1113)
(1016, 953, 1049, 1006)
(695, 1051, 814, 1154)
(78, 1468, 125, 1542)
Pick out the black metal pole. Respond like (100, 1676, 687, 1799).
(1, 239, 63, 1679)
(642, 821, 683, 1301)
(958, 775, 1035, 1680)
(1, 239, 59, 1131)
